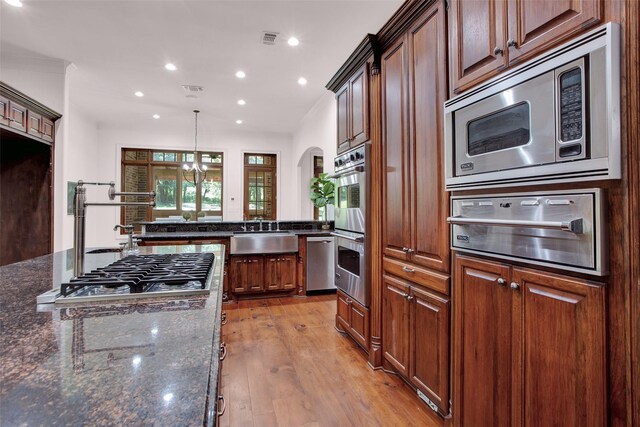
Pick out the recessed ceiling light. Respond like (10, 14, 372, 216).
(152, 114, 160, 119)
(236, 120, 243, 124)
(164, 63, 177, 71)
(235, 70, 246, 79)
(287, 37, 299, 47)
(297, 77, 307, 86)
(4, 0, 23, 7)
(134, 91, 144, 97)
(237, 99, 246, 106)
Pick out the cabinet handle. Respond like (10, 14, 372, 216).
(510, 282, 520, 291)
(402, 247, 409, 252)
(507, 39, 518, 49)
(217, 395, 226, 416)
(497, 278, 506, 286)
(219, 342, 227, 361)
(406, 295, 414, 301)
(493, 46, 503, 56)
(221, 311, 227, 325)
(400, 293, 409, 298)
(407, 248, 414, 254)
(402, 266, 415, 273)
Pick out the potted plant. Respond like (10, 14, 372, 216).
(309, 172, 335, 229)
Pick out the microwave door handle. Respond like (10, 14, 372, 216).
(330, 232, 365, 242)
(447, 216, 584, 233)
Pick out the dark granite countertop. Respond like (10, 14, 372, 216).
(0, 244, 225, 426)
(136, 230, 334, 240)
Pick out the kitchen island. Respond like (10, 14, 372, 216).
(0, 244, 225, 426)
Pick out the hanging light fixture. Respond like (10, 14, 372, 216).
(182, 110, 207, 185)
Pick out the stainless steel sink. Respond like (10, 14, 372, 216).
(230, 233, 298, 255)
(86, 247, 122, 254)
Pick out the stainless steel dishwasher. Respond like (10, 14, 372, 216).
(306, 236, 335, 291)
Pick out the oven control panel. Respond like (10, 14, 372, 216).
(334, 145, 367, 173)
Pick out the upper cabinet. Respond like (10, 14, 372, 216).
(381, 0, 449, 273)
(448, 0, 602, 94)
(326, 35, 374, 154)
(0, 82, 61, 144)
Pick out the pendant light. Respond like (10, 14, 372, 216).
(182, 110, 207, 185)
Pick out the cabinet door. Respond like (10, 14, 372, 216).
(27, 110, 43, 138)
(230, 257, 248, 293)
(41, 117, 55, 143)
(336, 83, 350, 154)
(336, 289, 351, 331)
(506, 0, 601, 64)
(279, 255, 297, 290)
(349, 62, 369, 146)
(381, 36, 411, 262)
(511, 267, 606, 427)
(454, 255, 512, 427)
(265, 256, 281, 291)
(410, 285, 450, 414)
(407, 0, 449, 273)
(0, 95, 9, 126)
(246, 257, 264, 292)
(348, 298, 369, 349)
(382, 275, 411, 377)
(448, 0, 508, 94)
(8, 101, 27, 132)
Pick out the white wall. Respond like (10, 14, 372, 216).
(93, 125, 295, 246)
(292, 92, 337, 219)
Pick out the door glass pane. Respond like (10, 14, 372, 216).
(201, 168, 222, 213)
(467, 102, 530, 156)
(124, 150, 148, 161)
(123, 165, 148, 229)
(153, 166, 178, 210)
(181, 180, 196, 211)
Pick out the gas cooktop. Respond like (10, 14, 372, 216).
(38, 253, 216, 305)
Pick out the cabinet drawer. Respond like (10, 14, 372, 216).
(384, 257, 450, 295)
(349, 298, 369, 349)
(337, 289, 351, 329)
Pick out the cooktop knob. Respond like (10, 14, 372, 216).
(349, 153, 356, 161)
(334, 160, 339, 168)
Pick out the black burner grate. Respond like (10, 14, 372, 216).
(60, 253, 215, 297)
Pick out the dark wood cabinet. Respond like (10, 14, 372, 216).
(449, 0, 602, 94)
(265, 254, 296, 291)
(41, 117, 55, 143)
(453, 254, 606, 426)
(382, 1, 449, 273)
(230, 253, 296, 296)
(8, 100, 27, 132)
(383, 274, 451, 414)
(0, 95, 9, 126)
(335, 62, 370, 154)
(336, 289, 370, 350)
(230, 255, 264, 293)
(27, 110, 43, 138)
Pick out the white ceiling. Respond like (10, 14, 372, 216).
(0, 0, 403, 134)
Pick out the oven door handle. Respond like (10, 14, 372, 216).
(447, 216, 584, 233)
(329, 166, 365, 179)
(331, 232, 364, 242)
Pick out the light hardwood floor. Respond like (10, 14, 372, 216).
(219, 295, 440, 427)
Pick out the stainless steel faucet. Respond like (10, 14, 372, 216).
(113, 224, 135, 253)
(73, 180, 155, 278)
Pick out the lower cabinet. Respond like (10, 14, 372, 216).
(230, 254, 297, 295)
(382, 274, 451, 415)
(336, 289, 370, 350)
(453, 254, 606, 427)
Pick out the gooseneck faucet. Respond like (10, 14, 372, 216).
(73, 180, 156, 278)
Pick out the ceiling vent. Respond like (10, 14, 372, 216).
(182, 85, 204, 99)
(261, 31, 279, 45)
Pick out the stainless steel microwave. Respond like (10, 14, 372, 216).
(444, 23, 620, 191)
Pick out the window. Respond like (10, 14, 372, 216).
(244, 153, 277, 220)
(121, 148, 223, 231)
(313, 155, 324, 220)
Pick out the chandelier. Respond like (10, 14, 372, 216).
(182, 109, 207, 185)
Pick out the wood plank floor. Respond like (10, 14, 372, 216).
(218, 295, 440, 427)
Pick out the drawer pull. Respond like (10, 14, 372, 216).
(402, 266, 415, 273)
(219, 342, 227, 361)
(510, 282, 520, 291)
(217, 395, 226, 416)
(407, 295, 414, 301)
(221, 312, 227, 325)
(497, 278, 506, 286)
